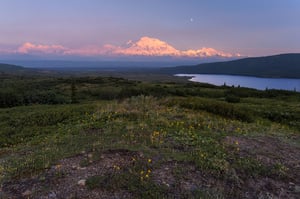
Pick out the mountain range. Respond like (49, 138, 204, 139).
(0, 37, 239, 61)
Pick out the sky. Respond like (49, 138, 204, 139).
(0, 0, 299, 59)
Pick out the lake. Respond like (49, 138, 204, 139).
(175, 74, 300, 92)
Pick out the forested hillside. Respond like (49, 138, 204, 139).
(162, 54, 300, 78)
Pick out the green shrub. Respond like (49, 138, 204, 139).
(174, 98, 254, 122)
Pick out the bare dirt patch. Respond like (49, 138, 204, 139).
(2, 149, 140, 199)
(2, 136, 300, 199)
(224, 135, 300, 198)
(151, 161, 225, 197)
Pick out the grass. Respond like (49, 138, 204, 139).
(1, 76, 300, 198)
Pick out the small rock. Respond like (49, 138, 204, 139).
(162, 181, 170, 187)
(22, 190, 32, 197)
(48, 191, 57, 198)
(138, 153, 144, 158)
(78, 179, 86, 186)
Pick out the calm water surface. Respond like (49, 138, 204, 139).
(176, 74, 300, 92)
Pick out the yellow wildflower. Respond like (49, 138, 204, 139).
(55, 164, 62, 169)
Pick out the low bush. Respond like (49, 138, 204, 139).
(225, 95, 241, 103)
(172, 98, 254, 122)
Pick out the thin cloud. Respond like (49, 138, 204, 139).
(0, 49, 13, 54)
(18, 42, 67, 54)
(64, 44, 119, 56)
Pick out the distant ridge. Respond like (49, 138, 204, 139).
(0, 63, 41, 75)
(0, 63, 24, 71)
(162, 53, 300, 78)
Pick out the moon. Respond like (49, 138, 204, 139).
(190, 18, 194, 22)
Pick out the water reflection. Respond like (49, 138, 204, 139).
(176, 74, 300, 92)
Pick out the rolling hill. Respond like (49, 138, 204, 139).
(161, 53, 300, 78)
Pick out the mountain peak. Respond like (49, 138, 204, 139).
(136, 36, 169, 46)
(118, 36, 180, 56)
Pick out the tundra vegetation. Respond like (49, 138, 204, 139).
(0, 74, 299, 198)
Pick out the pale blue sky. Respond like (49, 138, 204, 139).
(0, 0, 299, 56)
